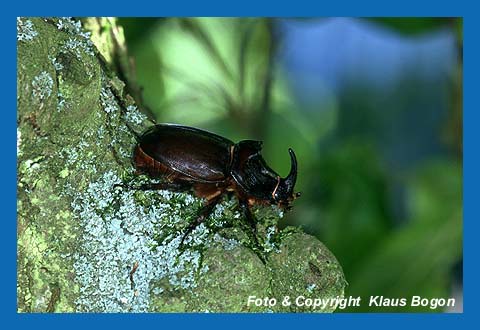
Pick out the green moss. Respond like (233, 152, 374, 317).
(59, 168, 70, 178)
(181, 238, 270, 312)
(269, 230, 347, 312)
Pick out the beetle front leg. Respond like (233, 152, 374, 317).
(240, 202, 257, 235)
(239, 202, 266, 264)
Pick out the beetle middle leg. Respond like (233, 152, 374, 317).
(179, 194, 223, 247)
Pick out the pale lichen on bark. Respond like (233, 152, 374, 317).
(16, 17, 346, 313)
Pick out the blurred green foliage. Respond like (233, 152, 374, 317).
(367, 17, 454, 35)
(118, 17, 463, 312)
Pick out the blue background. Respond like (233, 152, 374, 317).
(7, 0, 477, 328)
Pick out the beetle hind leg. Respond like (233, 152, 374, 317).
(137, 182, 192, 192)
(115, 181, 193, 193)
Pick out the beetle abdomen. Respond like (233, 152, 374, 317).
(135, 124, 234, 182)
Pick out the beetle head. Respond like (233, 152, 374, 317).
(272, 148, 301, 208)
(231, 142, 300, 208)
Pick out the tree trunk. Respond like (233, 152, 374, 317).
(16, 17, 345, 313)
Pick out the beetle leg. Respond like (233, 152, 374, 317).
(240, 202, 257, 235)
(179, 195, 223, 247)
(116, 182, 193, 192)
(137, 182, 192, 192)
(239, 202, 266, 264)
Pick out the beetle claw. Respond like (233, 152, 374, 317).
(113, 183, 129, 191)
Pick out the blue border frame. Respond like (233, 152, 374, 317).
(7, 0, 477, 328)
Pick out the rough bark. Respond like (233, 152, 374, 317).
(16, 17, 346, 313)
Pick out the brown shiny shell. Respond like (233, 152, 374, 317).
(134, 124, 235, 183)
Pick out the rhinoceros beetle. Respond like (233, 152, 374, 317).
(132, 123, 300, 251)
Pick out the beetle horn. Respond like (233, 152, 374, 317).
(283, 148, 297, 194)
